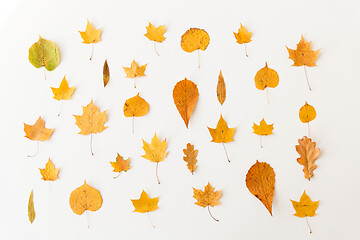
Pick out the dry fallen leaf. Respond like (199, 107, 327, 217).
(299, 102, 316, 136)
(74, 100, 107, 155)
(193, 183, 221, 221)
(181, 28, 210, 68)
(131, 190, 159, 228)
(51, 76, 75, 116)
(208, 114, 235, 162)
(142, 133, 168, 184)
(28, 190, 35, 224)
(69, 181, 102, 228)
(296, 136, 320, 180)
(123, 60, 147, 88)
(246, 161, 275, 216)
(145, 22, 166, 56)
(252, 118, 274, 148)
(110, 153, 131, 178)
(233, 24, 252, 57)
(173, 78, 199, 128)
(39, 158, 59, 181)
(79, 20, 102, 60)
(183, 143, 198, 174)
(123, 93, 149, 133)
(103, 59, 109, 87)
(254, 62, 279, 104)
(217, 70, 226, 105)
(291, 191, 319, 233)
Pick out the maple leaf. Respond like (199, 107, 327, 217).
(291, 191, 319, 233)
(173, 78, 199, 128)
(183, 143, 198, 174)
(123, 93, 149, 133)
(181, 28, 210, 68)
(73, 100, 107, 155)
(296, 136, 320, 180)
(145, 22, 166, 56)
(110, 153, 131, 178)
(233, 24, 252, 57)
(131, 190, 159, 228)
(208, 114, 235, 162)
(246, 161, 275, 216)
(142, 133, 168, 184)
(51, 76, 75, 100)
(79, 20, 102, 60)
(69, 180, 102, 228)
(28, 190, 35, 224)
(123, 60, 147, 88)
(252, 118, 274, 148)
(193, 183, 221, 221)
(217, 70, 226, 105)
(254, 62, 279, 104)
(103, 59, 109, 87)
(286, 35, 319, 67)
(39, 158, 59, 181)
(28, 36, 60, 75)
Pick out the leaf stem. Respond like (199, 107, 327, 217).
(306, 216, 312, 233)
(307, 122, 310, 137)
(58, 100, 63, 116)
(156, 162, 160, 184)
(28, 140, 39, 158)
(154, 41, 160, 56)
(266, 88, 269, 104)
(132, 116, 135, 134)
(113, 173, 121, 179)
(134, 77, 137, 88)
(207, 205, 219, 222)
(304, 65, 311, 91)
(86, 210, 90, 229)
(221, 142, 230, 162)
(260, 136, 263, 148)
(90, 133, 94, 156)
(147, 212, 156, 228)
(89, 43, 94, 60)
(244, 43, 249, 57)
(197, 49, 200, 68)
(44, 68, 47, 80)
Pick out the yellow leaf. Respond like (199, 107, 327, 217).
(208, 114, 235, 143)
(291, 191, 319, 217)
(296, 136, 320, 180)
(173, 78, 199, 128)
(79, 20, 102, 44)
(217, 70, 226, 105)
(28, 190, 35, 224)
(73, 100, 107, 135)
(246, 161, 275, 216)
(299, 102, 316, 123)
(39, 158, 59, 181)
(51, 76, 75, 100)
(69, 180, 102, 215)
(183, 143, 198, 174)
(233, 23, 252, 44)
(123, 59, 147, 78)
(181, 28, 210, 53)
(110, 153, 131, 173)
(193, 183, 221, 221)
(252, 118, 274, 136)
(286, 35, 320, 67)
(254, 62, 279, 90)
(131, 190, 159, 213)
(144, 22, 166, 42)
(123, 93, 149, 117)
(103, 59, 109, 87)
(24, 116, 54, 141)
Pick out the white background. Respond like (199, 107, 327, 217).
(0, 0, 359, 239)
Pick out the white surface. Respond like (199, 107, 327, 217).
(0, 0, 359, 239)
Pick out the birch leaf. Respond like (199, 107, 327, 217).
(29, 36, 60, 72)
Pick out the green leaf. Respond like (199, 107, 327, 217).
(28, 190, 35, 224)
(29, 36, 60, 71)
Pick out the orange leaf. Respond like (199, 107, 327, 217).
(286, 35, 319, 67)
(296, 136, 320, 180)
(183, 143, 198, 174)
(24, 116, 54, 141)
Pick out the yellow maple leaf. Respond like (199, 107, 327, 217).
(79, 20, 102, 44)
(142, 133, 168, 184)
(286, 35, 319, 67)
(39, 158, 59, 181)
(233, 24, 252, 57)
(51, 76, 75, 100)
(123, 60, 147, 88)
(123, 93, 149, 133)
(291, 191, 319, 233)
(110, 153, 131, 178)
(253, 119, 274, 136)
(181, 28, 210, 68)
(193, 183, 221, 221)
(145, 22, 166, 56)
(131, 190, 159, 228)
(24, 116, 54, 141)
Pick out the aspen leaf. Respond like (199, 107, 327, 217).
(183, 143, 198, 174)
(28, 190, 35, 224)
(110, 153, 131, 178)
(193, 183, 221, 221)
(246, 161, 275, 216)
(233, 24, 252, 57)
(51, 76, 75, 100)
(291, 191, 319, 233)
(103, 59, 109, 87)
(39, 158, 59, 181)
(173, 78, 199, 128)
(299, 102, 316, 123)
(69, 181, 102, 216)
(181, 28, 210, 68)
(123, 60, 147, 88)
(216, 70, 226, 105)
(255, 62, 279, 104)
(296, 136, 320, 180)
(286, 35, 319, 67)
(123, 93, 149, 133)
(131, 190, 158, 228)
(28, 36, 60, 73)
(79, 20, 102, 60)
(142, 133, 168, 184)
(24, 116, 54, 141)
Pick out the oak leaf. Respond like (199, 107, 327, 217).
(286, 35, 319, 67)
(181, 28, 210, 68)
(24, 116, 54, 141)
(145, 22, 166, 42)
(103, 59, 109, 87)
(246, 161, 275, 216)
(142, 133, 168, 184)
(110, 153, 131, 178)
(216, 70, 226, 105)
(233, 24, 252, 57)
(183, 143, 198, 174)
(296, 136, 320, 180)
(193, 183, 221, 221)
(28, 190, 35, 224)
(299, 102, 316, 123)
(28, 36, 60, 72)
(173, 78, 199, 128)
(39, 158, 59, 181)
(69, 181, 102, 216)
(79, 20, 102, 44)
(123, 60, 147, 88)
(51, 76, 75, 100)
(123, 93, 149, 133)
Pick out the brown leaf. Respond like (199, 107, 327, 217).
(246, 161, 275, 216)
(103, 59, 109, 87)
(183, 143, 198, 174)
(216, 70, 226, 105)
(296, 136, 320, 180)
